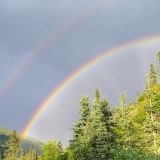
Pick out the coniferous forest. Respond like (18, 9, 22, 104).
(1, 52, 160, 160)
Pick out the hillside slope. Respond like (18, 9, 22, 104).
(0, 128, 43, 156)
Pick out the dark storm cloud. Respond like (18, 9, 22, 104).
(0, 0, 160, 144)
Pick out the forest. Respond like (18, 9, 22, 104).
(1, 52, 160, 160)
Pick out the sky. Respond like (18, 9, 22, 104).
(0, 0, 160, 145)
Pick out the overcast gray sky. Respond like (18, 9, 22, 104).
(0, 0, 160, 145)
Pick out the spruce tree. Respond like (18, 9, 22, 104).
(100, 98, 115, 155)
(83, 90, 114, 159)
(4, 130, 20, 160)
(149, 63, 157, 85)
(113, 92, 127, 146)
(113, 92, 136, 149)
(95, 89, 100, 103)
(71, 96, 90, 160)
(142, 74, 160, 154)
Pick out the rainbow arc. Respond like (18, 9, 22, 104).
(21, 34, 160, 138)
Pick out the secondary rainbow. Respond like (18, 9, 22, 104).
(21, 34, 160, 138)
(0, 3, 97, 97)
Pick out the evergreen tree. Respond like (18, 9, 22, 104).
(70, 96, 90, 160)
(113, 93, 127, 146)
(82, 90, 114, 159)
(95, 89, 100, 103)
(4, 130, 20, 160)
(100, 98, 115, 155)
(128, 102, 146, 152)
(79, 96, 90, 127)
(113, 92, 136, 149)
(142, 74, 160, 154)
(149, 63, 157, 85)
(71, 90, 115, 159)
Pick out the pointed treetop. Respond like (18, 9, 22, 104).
(149, 63, 157, 85)
(95, 89, 100, 103)
(146, 73, 154, 91)
(79, 96, 90, 122)
(150, 63, 155, 72)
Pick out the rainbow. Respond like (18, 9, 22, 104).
(0, 3, 98, 97)
(21, 34, 160, 138)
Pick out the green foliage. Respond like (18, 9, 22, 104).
(61, 148, 73, 160)
(69, 53, 160, 159)
(70, 96, 90, 159)
(71, 90, 115, 159)
(0, 135, 9, 159)
(149, 63, 157, 85)
(4, 130, 20, 160)
(21, 137, 43, 156)
(20, 149, 38, 160)
(40, 141, 62, 160)
(25, 150, 38, 160)
(0, 128, 43, 158)
(113, 147, 160, 160)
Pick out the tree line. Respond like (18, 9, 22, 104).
(1, 52, 160, 159)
